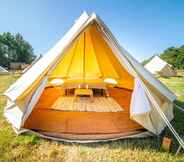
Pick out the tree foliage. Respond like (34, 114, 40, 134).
(143, 45, 184, 69)
(160, 46, 184, 69)
(0, 32, 36, 68)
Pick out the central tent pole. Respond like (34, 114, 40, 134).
(83, 32, 86, 84)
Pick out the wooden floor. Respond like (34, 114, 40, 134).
(24, 87, 144, 140)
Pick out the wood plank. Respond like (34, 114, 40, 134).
(24, 110, 143, 134)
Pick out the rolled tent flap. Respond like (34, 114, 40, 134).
(4, 102, 23, 130)
(130, 78, 151, 116)
(21, 77, 48, 126)
(4, 77, 48, 130)
(130, 78, 157, 133)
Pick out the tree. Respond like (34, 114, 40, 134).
(160, 46, 184, 69)
(0, 32, 36, 68)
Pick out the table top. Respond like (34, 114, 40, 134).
(75, 88, 93, 96)
(61, 83, 106, 90)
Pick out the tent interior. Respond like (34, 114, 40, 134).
(23, 23, 145, 140)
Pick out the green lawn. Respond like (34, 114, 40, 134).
(0, 72, 184, 162)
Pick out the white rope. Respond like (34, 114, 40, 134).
(140, 80, 184, 150)
(174, 103, 184, 113)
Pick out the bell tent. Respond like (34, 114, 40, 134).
(145, 56, 177, 77)
(3, 12, 183, 144)
(0, 65, 8, 74)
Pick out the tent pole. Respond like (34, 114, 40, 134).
(83, 32, 86, 83)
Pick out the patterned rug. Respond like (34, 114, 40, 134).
(51, 96, 123, 112)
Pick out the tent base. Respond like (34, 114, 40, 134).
(37, 130, 145, 140)
(19, 129, 152, 143)
(23, 88, 144, 140)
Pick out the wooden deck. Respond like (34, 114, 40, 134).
(23, 87, 144, 140)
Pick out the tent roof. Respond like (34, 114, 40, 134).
(49, 23, 132, 83)
(4, 12, 176, 102)
(22, 55, 42, 73)
(0, 65, 8, 73)
(145, 56, 171, 74)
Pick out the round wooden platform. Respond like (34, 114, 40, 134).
(23, 87, 144, 140)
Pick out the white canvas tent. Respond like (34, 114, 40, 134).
(0, 65, 8, 74)
(145, 56, 177, 77)
(22, 54, 42, 74)
(3, 12, 184, 146)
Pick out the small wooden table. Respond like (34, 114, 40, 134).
(74, 88, 93, 102)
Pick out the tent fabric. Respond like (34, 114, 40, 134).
(49, 24, 133, 89)
(4, 103, 23, 129)
(4, 12, 176, 140)
(145, 56, 168, 74)
(145, 56, 177, 77)
(16, 129, 153, 143)
(21, 77, 48, 126)
(130, 78, 157, 133)
(22, 55, 42, 73)
(130, 78, 151, 116)
(94, 16, 176, 101)
(0, 65, 8, 74)
(50, 25, 121, 80)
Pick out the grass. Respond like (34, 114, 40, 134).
(0, 72, 184, 162)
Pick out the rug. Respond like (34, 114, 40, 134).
(51, 96, 123, 112)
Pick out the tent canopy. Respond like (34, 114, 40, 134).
(49, 23, 134, 89)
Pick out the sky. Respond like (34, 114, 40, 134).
(0, 0, 184, 62)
